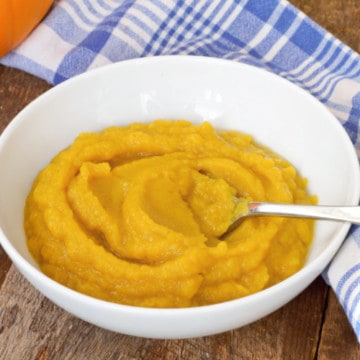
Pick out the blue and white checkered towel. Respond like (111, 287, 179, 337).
(1, 0, 360, 341)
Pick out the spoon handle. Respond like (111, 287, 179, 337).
(248, 202, 360, 224)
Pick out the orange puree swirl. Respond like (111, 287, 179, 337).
(24, 120, 315, 307)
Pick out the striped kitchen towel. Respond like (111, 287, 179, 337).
(1, 0, 360, 342)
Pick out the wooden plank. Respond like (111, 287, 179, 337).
(292, 0, 360, 53)
(0, 66, 52, 123)
(317, 291, 360, 359)
(0, 247, 11, 289)
(0, 267, 328, 359)
(0, 66, 52, 290)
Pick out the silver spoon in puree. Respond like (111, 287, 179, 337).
(222, 201, 360, 238)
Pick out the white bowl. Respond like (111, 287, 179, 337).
(0, 56, 359, 339)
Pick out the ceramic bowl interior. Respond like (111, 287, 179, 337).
(0, 56, 359, 339)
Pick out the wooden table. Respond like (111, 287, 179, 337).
(0, 1, 359, 359)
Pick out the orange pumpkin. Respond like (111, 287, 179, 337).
(0, 0, 53, 57)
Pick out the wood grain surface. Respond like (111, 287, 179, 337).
(1, 1, 360, 359)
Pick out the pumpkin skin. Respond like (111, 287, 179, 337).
(0, 0, 53, 57)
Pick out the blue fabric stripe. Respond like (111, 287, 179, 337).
(290, 21, 323, 55)
(347, 278, 360, 319)
(83, 0, 106, 18)
(165, 1, 233, 55)
(310, 56, 355, 99)
(336, 263, 360, 295)
(273, 6, 296, 33)
(142, 0, 185, 55)
(132, 3, 164, 25)
(54, 1, 133, 83)
(319, 61, 359, 102)
(96, 0, 114, 11)
(351, 226, 360, 247)
(66, 0, 98, 26)
(287, 37, 333, 79)
(343, 93, 360, 144)
(244, 0, 279, 23)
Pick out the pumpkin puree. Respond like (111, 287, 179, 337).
(24, 120, 316, 308)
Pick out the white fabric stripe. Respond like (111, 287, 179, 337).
(291, 43, 349, 95)
(347, 280, 360, 320)
(210, 0, 237, 25)
(328, 78, 360, 120)
(107, 3, 170, 51)
(110, 26, 144, 53)
(130, 6, 162, 31)
(59, 0, 118, 31)
(14, 24, 73, 72)
(108, 2, 172, 53)
(136, 1, 171, 22)
(320, 56, 360, 101)
(242, 2, 286, 54)
(352, 295, 360, 330)
(60, 2, 98, 31)
(290, 38, 358, 98)
(87, 52, 111, 70)
(119, 17, 152, 46)
(76, 0, 108, 22)
(263, 12, 306, 62)
(97, 0, 121, 9)
(89, 0, 120, 16)
(328, 240, 360, 290)
(339, 270, 360, 305)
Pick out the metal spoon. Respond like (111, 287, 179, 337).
(222, 201, 360, 238)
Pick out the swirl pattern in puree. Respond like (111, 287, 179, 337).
(24, 120, 316, 307)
